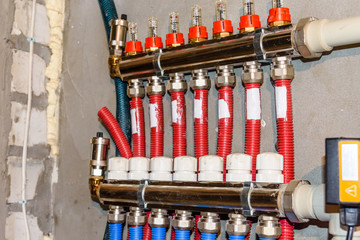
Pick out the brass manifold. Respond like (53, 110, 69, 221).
(89, 178, 311, 223)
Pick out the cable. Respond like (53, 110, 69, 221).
(346, 226, 354, 240)
(21, 0, 37, 239)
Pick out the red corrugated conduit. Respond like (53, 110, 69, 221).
(275, 79, 295, 240)
(244, 83, 262, 181)
(171, 92, 187, 158)
(216, 86, 233, 182)
(130, 97, 146, 157)
(149, 94, 164, 158)
(98, 107, 133, 159)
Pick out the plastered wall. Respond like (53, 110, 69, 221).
(2, 0, 360, 239)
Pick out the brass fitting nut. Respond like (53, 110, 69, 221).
(198, 212, 221, 234)
(242, 61, 264, 85)
(173, 210, 194, 230)
(167, 73, 187, 93)
(146, 76, 166, 96)
(128, 207, 147, 226)
(256, 215, 282, 239)
(271, 56, 295, 81)
(108, 55, 121, 78)
(190, 69, 211, 91)
(107, 206, 126, 224)
(149, 209, 170, 228)
(127, 79, 145, 98)
(293, 17, 322, 59)
(215, 65, 237, 88)
(225, 214, 249, 236)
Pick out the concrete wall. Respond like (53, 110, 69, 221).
(1, 0, 360, 239)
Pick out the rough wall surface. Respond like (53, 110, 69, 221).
(1, 0, 61, 239)
(27, 0, 360, 239)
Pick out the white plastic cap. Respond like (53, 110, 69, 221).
(173, 156, 197, 182)
(198, 155, 223, 182)
(128, 157, 150, 180)
(226, 153, 252, 182)
(150, 157, 173, 181)
(107, 157, 128, 180)
(256, 152, 284, 183)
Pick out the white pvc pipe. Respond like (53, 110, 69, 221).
(305, 16, 360, 53)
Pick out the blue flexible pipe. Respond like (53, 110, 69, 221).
(98, 0, 131, 238)
(175, 230, 190, 240)
(108, 223, 124, 240)
(151, 227, 166, 240)
(228, 235, 245, 240)
(97, 0, 132, 156)
(201, 233, 217, 240)
(129, 226, 144, 240)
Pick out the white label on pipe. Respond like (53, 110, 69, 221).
(149, 103, 158, 128)
(130, 108, 138, 134)
(246, 88, 261, 120)
(275, 86, 287, 119)
(341, 144, 359, 181)
(171, 100, 178, 123)
(194, 99, 203, 119)
(218, 99, 230, 119)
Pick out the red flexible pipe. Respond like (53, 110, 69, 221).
(194, 89, 209, 162)
(216, 86, 233, 182)
(149, 94, 164, 158)
(244, 83, 262, 181)
(143, 211, 152, 240)
(98, 107, 133, 159)
(194, 89, 209, 240)
(130, 97, 146, 157)
(171, 92, 187, 158)
(275, 79, 294, 240)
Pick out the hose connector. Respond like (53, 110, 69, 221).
(90, 132, 110, 177)
(127, 79, 145, 98)
(108, 205, 126, 224)
(167, 73, 187, 93)
(128, 207, 147, 226)
(270, 56, 294, 81)
(190, 69, 211, 91)
(146, 76, 166, 96)
(215, 65, 237, 88)
(256, 215, 282, 239)
(242, 61, 263, 85)
(149, 208, 170, 228)
(198, 212, 221, 234)
(109, 18, 128, 55)
(226, 213, 249, 236)
(173, 210, 194, 231)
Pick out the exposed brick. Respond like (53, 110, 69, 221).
(11, 50, 46, 96)
(7, 157, 44, 203)
(8, 102, 47, 147)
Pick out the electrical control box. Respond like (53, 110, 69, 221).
(326, 138, 360, 206)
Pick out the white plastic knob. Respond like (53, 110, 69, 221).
(150, 157, 173, 181)
(198, 155, 223, 182)
(107, 157, 128, 180)
(256, 152, 284, 183)
(128, 157, 150, 180)
(226, 153, 252, 182)
(173, 156, 197, 182)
